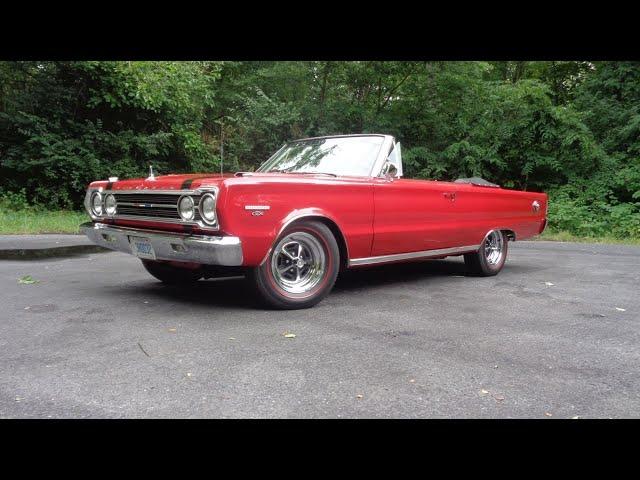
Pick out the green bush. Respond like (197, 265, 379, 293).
(0, 61, 222, 209)
(548, 185, 640, 239)
(0, 188, 30, 211)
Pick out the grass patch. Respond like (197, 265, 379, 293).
(0, 209, 89, 234)
(535, 229, 640, 246)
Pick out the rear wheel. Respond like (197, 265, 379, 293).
(141, 260, 203, 284)
(247, 220, 340, 309)
(464, 230, 508, 276)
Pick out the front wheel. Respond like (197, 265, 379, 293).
(247, 220, 340, 309)
(464, 229, 508, 276)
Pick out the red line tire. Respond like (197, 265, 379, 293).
(464, 230, 508, 276)
(247, 220, 340, 309)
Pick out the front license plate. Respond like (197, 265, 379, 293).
(129, 236, 156, 260)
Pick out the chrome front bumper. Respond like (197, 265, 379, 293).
(80, 222, 243, 266)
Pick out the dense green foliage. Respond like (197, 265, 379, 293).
(1, 61, 639, 238)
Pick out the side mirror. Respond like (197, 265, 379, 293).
(381, 161, 398, 179)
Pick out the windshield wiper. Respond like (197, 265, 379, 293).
(286, 171, 338, 177)
(267, 168, 338, 177)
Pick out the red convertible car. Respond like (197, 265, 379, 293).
(81, 134, 548, 309)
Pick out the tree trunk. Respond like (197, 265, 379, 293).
(317, 62, 331, 126)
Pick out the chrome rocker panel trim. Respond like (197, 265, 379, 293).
(349, 244, 480, 267)
(80, 222, 243, 266)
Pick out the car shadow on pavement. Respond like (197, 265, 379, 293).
(133, 277, 254, 309)
(125, 258, 473, 309)
(333, 258, 470, 292)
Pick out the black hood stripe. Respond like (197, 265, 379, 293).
(181, 175, 216, 190)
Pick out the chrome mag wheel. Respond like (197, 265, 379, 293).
(270, 232, 326, 295)
(484, 230, 504, 265)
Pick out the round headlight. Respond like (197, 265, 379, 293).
(178, 195, 195, 221)
(199, 193, 217, 224)
(91, 192, 103, 216)
(104, 194, 117, 216)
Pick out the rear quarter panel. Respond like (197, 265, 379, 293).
(452, 182, 548, 243)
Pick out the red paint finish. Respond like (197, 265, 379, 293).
(88, 172, 547, 267)
(372, 178, 547, 255)
(218, 174, 375, 265)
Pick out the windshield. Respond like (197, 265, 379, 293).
(257, 136, 385, 177)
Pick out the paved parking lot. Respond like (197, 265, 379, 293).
(0, 241, 638, 418)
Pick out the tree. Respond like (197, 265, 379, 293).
(1, 60, 638, 238)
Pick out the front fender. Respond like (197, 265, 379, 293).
(258, 207, 346, 265)
(239, 207, 345, 266)
(276, 207, 342, 239)
(221, 190, 348, 265)
(219, 177, 373, 267)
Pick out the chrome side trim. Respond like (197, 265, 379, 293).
(348, 244, 480, 267)
(80, 222, 243, 266)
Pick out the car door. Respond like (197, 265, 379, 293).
(371, 178, 463, 256)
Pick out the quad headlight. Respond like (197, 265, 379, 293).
(104, 194, 117, 216)
(178, 195, 195, 221)
(199, 193, 217, 225)
(90, 192, 103, 216)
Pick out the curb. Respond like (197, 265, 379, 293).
(0, 245, 108, 260)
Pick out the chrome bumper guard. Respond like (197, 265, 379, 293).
(80, 222, 243, 266)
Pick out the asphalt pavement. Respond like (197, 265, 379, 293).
(0, 240, 638, 418)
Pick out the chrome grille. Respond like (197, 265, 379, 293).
(102, 190, 211, 227)
(116, 206, 181, 219)
(113, 192, 186, 219)
(113, 193, 181, 205)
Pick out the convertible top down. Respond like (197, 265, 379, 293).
(82, 134, 548, 309)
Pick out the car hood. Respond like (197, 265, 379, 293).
(89, 173, 234, 191)
(89, 172, 378, 190)
(89, 171, 374, 191)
